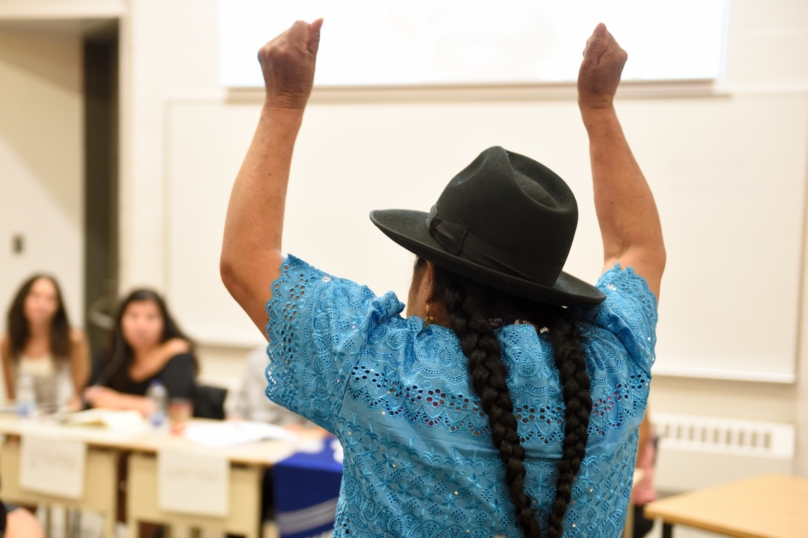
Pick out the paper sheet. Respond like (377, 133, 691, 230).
(158, 450, 229, 516)
(20, 435, 86, 499)
(63, 409, 146, 431)
(183, 420, 298, 449)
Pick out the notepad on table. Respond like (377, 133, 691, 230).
(183, 420, 298, 449)
(63, 409, 145, 430)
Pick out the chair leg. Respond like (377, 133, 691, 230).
(662, 522, 674, 538)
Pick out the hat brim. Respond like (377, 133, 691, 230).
(370, 209, 605, 307)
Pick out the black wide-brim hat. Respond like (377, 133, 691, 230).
(370, 146, 605, 306)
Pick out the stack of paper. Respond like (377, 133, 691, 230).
(63, 409, 145, 431)
(183, 421, 298, 449)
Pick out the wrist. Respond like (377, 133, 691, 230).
(579, 102, 616, 115)
(261, 101, 306, 123)
(579, 104, 619, 131)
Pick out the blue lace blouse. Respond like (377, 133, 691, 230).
(265, 255, 657, 538)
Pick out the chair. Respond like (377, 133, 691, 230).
(193, 385, 228, 420)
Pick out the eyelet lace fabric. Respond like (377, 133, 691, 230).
(266, 255, 657, 538)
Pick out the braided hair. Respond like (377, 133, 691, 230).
(418, 258, 592, 538)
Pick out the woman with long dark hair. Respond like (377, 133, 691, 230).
(84, 289, 197, 415)
(1, 275, 89, 409)
(221, 21, 664, 537)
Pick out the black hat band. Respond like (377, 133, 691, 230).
(426, 206, 562, 287)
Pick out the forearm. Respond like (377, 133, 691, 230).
(221, 105, 303, 304)
(4, 377, 13, 400)
(2, 353, 14, 400)
(70, 344, 89, 395)
(582, 106, 664, 264)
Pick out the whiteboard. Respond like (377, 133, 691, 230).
(220, 0, 728, 87)
(165, 93, 806, 382)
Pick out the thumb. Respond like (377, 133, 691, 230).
(308, 18, 323, 56)
(583, 22, 609, 60)
(593, 22, 607, 37)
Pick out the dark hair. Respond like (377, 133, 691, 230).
(97, 289, 197, 386)
(416, 257, 592, 538)
(6, 275, 71, 361)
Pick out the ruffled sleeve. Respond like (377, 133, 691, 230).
(580, 264, 659, 375)
(264, 255, 405, 432)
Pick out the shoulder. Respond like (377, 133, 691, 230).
(0, 335, 9, 357)
(594, 264, 658, 314)
(165, 352, 195, 368)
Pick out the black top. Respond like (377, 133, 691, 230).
(90, 352, 196, 400)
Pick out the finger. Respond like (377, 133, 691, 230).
(593, 22, 607, 37)
(287, 20, 310, 50)
(582, 22, 609, 64)
(308, 18, 323, 56)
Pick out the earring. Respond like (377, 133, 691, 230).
(424, 303, 434, 327)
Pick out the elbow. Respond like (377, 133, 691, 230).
(658, 244, 667, 272)
(652, 236, 667, 275)
(220, 255, 243, 298)
(220, 254, 261, 307)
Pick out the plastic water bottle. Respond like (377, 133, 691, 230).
(146, 380, 167, 429)
(15, 373, 36, 418)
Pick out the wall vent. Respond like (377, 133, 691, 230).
(652, 412, 795, 493)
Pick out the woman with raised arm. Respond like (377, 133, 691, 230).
(221, 21, 664, 538)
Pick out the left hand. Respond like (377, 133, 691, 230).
(129, 338, 190, 382)
(258, 19, 323, 110)
(577, 23, 628, 111)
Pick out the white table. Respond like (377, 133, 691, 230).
(0, 415, 309, 538)
(120, 424, 303, 538)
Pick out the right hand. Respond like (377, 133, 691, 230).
(577, 23, 628, 111)
(258, 19, 323, 110)
(161, 338, 191, 357)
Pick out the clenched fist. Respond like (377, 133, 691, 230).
(258, 19, 323, 110)
(577, 23, 628, 110)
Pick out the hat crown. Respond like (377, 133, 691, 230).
(433, 146, 578, 285)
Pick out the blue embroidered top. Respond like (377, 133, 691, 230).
(265, 255, 657, 538)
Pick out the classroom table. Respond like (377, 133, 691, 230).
(643, 473, 807, 538)
(0, 415, 131, 538)
(122, 425, 303, 538)
(0, 415, 308, 538)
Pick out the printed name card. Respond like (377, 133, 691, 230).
(20, 435, 87, 499)
(158, 450, 229, 517)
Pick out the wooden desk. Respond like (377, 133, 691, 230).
(0, 416, 134, 538)
(121, 423, 302, 538)
(644, 474, 807, 538)
(0, 416, 306, 538)
(0, 441, 118, 538)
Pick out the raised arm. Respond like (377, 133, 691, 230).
(220, 19, 323, 334)
(578, 24, 665, 298)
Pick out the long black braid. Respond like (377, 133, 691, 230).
(422, 258, 592, 538)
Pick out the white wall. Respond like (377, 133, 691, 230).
(119, 0, 808, 474)
(0, 26, 84, 343)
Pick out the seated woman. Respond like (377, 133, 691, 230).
(84, 289, 196, 415)
(1, 275, 89, 410)
(227, 346, 306, 426)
